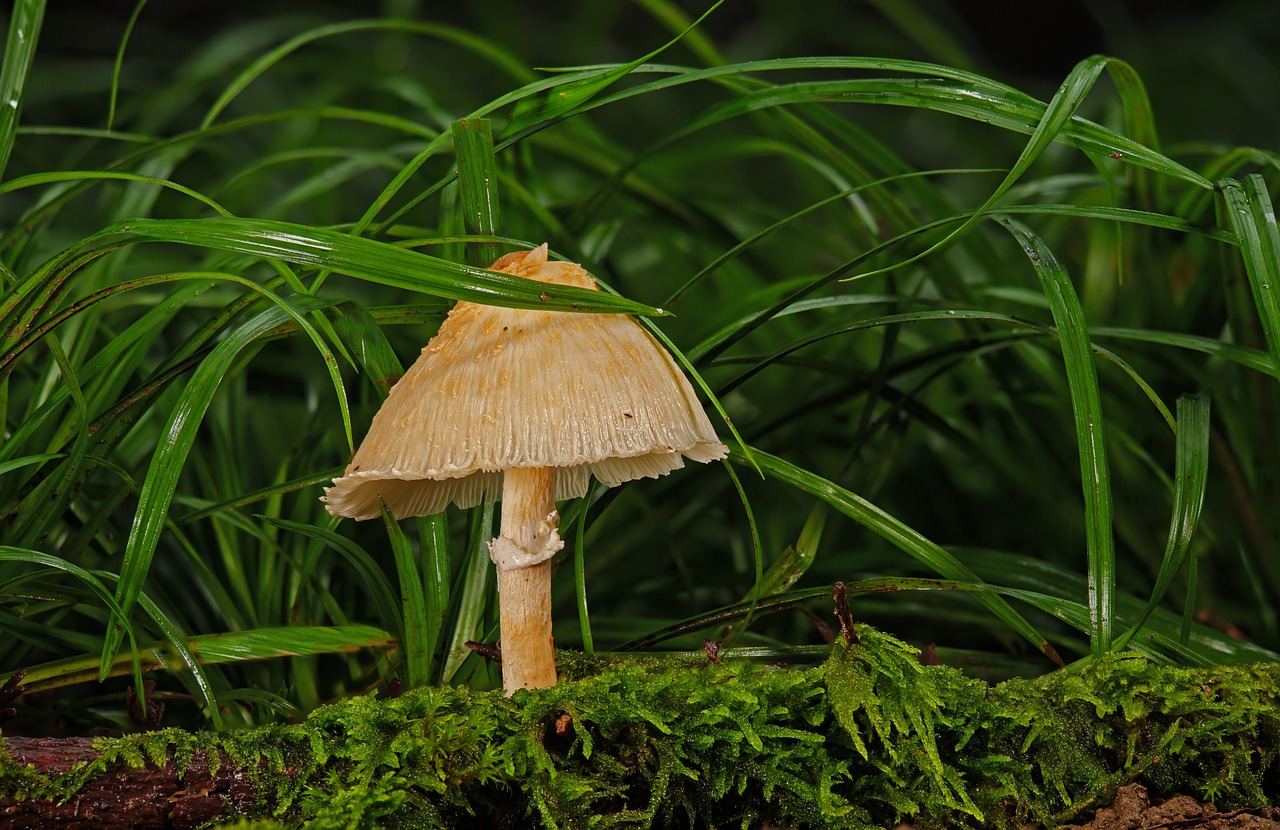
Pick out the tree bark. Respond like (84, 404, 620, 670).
(0, 736, 257, 829)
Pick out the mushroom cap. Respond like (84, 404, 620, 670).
(323, 244, 728, 520)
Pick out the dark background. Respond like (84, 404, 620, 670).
(25, 0, 1279, 146)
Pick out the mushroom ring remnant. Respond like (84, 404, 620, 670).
(487, 511, 564, 571)
(323, 244, 727, 693)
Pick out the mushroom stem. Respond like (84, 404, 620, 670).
(495, 466, 559, 694)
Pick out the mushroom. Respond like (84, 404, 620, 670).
(323, 244, 727, 693)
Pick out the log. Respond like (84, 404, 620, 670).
(0, 736, 256, 829)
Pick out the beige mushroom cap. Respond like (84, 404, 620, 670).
(322, 244, 728, 520)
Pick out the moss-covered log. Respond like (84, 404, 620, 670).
(2, 626, 1278, 828)
(0, 736, 256, 828)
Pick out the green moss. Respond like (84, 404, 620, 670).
(989, 654, 1280, 823)
(4, 627, 1278, 828)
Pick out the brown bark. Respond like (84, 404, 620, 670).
(0, 736, 258, 829)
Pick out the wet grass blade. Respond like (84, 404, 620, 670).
(104, 217, 663, 315)
(381, 503, 431, 689)
(100, 296, 340, 676)
(1005, 203, 1235, 242)
(258, 516, 403, 648)
(19, 624, 393, 694)
(1091, 328, 1276, 378)
(729, 444, 1061, 665)
(452, 118, 503, 266)
(998, 218, 1115, 656)
(0, 0, 44, 182)
(570, 493, 596, 654)
(201, 19, 532, 129)
(440, 502, 495, 684)
(10, 336, 89, 549)
(131, 589, 222, 729)
(1099, 57, 1162, 208)
(752, 503, 827, 599)
(1114, 393, 1210, 650)
(503, 0, 724, 136)
(0, 548, 138, 647)
(595, 57, 1210, 190)
(0, 170, 231, 216)
(182, 623, 394, 663)
(1220, 175, 1280, 375)
(329, 303, 409, 396)
(418, 514, 449, 681)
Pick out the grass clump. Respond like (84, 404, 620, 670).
(6, 624, 1280, 828)
(1, 15, 1279, 822)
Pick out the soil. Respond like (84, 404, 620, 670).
(1058, 784, 1280, 830)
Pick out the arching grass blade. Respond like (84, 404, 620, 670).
(998, 217, 1115, 657)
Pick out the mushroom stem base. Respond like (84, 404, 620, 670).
(497, 466, 559, 694)
(497, 560, 556, 693)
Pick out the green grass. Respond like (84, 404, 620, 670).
(1, 0, 1278, 733)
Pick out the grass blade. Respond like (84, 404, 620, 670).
(100, 295, 340, 676)
(440, 502, 495, 684)
(18, 624, 393, 694)
(754, 503, 827, 599)
(729, 443, 1062, 665)
(1219, 175, 1280, 375)
(258, 516, 403, 648)
(712, 308, 1175, 430)
(10, 336, 89, 549)
(451, 118, 503, 266)
(177, 470, 341, 525)
(105, 217, 663, 315)
(570, 493, 595, 654)
(381, 503, 431, 689)
(0, 170, 232, 216)
(1091, 327, 1275, 378)
(503, 0, 724, 137)
(132, 590, 222, 729)
(0, 452, 61, 476)
(0, 0, 43, 182)
(0, 549, 137, 646)
(720, 459, 763, 647)
(1114, 393, 1210, 649)
(106, 0, 147, 131)
(329, 303, 410, 396)
(202, 20, 531, 129)
(418, 514, 449, 682)
(998, 217, 1115, 657)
